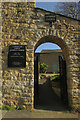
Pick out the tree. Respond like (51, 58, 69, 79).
(55, 2, 80, 20)
(40, 63, 48, 73)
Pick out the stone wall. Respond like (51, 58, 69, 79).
(35, 51, 62, 73)
(2, 2, 35, 110)
(0, 2, 2, 114)
(2, 2, 80, 112)
(32, 8, 80, 112)
(39, 52, 62, 73)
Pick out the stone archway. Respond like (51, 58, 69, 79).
(2, 2, 80, 112)
(29, 24, 79, 111)
(34, 35, 69, 62)
(33, 35, 71, 110)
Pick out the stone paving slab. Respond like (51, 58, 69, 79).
(1, 110, 79, 119)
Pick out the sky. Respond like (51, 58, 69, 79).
(36, 2, 58, 12)
(36, 0, 79, 2)
(35, 2, 61, 53)
(35, 1, 79, 53)
(35, 42, 61, 53)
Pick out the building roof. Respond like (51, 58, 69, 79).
(41, 49, 62, 53)
(35, 7, 80, 22)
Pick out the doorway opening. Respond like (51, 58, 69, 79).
(34, 42, 69, 111)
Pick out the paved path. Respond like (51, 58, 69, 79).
(1, 78, 79, 119)
(2, 110, 78, 119)
(35, 77, 67, 111)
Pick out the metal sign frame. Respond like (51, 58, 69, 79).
(8, 45, 26, 68)
(45, 13, 56, 22)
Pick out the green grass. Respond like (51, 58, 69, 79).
(2, 105, 16, 110)
(2, 105, 26, 110)
(63, 110, 70, 113)
(51, 75, 60, 80)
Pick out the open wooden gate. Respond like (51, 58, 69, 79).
(59, 56, 68, 107)
(34, 54, 39, 107)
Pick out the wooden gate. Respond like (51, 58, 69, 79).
(34, 54, 39, 107)
(59, 56, 68, 107)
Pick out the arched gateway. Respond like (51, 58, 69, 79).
(2, 2, 80, 112)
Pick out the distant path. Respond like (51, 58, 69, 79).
(2, 78, 78, 118)
(35, 77, 67, 111)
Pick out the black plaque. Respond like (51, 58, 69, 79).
(8, 45, 26, 68)
(45, 14, 56, 22)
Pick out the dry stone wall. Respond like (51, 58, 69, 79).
(2, 2, 35, 110)
(32, 8, 80, 112)
(0, 2, 2, 112)
(2, 2, 80, 112)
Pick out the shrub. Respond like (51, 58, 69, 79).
(51, 75, 60, 81)
(2, 105, 15, 110)
(40, 63, 48, 73)
(2, 104, 26, 110)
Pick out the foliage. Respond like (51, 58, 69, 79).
(46, 72, 53, 74)
(16, 105, 21, 110)
(2, 105, 16, 111)
(51, 75, 59, 80)
(55, 2, 80, 19)
(2, 105, 26, 110)
(40, 63, 48, 73)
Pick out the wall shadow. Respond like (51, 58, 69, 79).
(35, 77, 69, 112)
